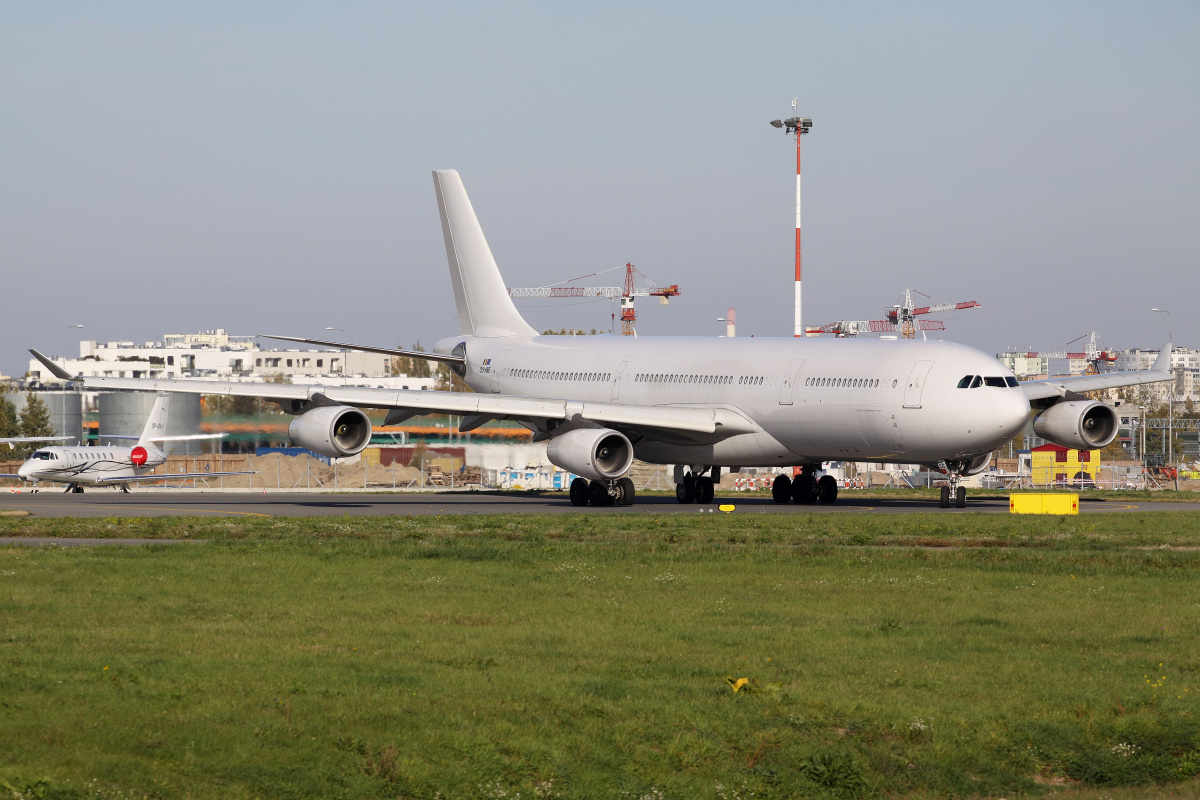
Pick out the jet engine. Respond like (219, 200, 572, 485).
(1033, 400, 1118, 450)
(288, 405, 373, 458)
(545, 428, 634, 482)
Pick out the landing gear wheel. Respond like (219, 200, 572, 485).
(589, 480, 613, 506)
(696, 476, 715, 504)
(792, 474, 817, 504)
(72, 485, 84, 494)
(615, 477, 635, 506)
(120, 485, 131, 494)
(817, 475, 839, 504)
(569, 477, 590, 507)
(955, 487, 967, 508)
(676, 474, 696, 504)
(940, 486, 951, 508)
(772, 475, 792, 504)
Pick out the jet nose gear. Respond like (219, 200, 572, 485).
(937, 459, 968, 508)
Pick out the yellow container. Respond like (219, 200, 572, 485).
(1009, 493, 1079, 515)
(360, 447, 381, 466)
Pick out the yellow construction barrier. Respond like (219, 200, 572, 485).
(1010, 493, 1079, 515)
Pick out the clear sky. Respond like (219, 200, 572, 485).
(2, 1, 1197, 376)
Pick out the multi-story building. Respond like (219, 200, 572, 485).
(26, 330, 438, 396)
(1112, 347, 1197, 401)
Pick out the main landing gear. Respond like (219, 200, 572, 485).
(569, 477, 635, 507)
(771, 467, 838, 505)
(937, 460, 967, 509)
(674, 466, 719, 504)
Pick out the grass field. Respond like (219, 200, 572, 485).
(2, 512, 1200, 799)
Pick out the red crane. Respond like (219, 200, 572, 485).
(507, 263, 681, 336)
(810, 288, 981, 339)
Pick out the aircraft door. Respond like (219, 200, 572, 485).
(779, 358, 806, 405)
(487, 349, 511, 393)
(902, 359, 935, 409)
(612, 361, 628, 402)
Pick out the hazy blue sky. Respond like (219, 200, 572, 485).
(3, 1, 1197, 376)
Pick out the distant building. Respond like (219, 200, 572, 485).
(25, 330, 438, 401)
(997, 352, 1048, 379)
(1030, 444, 1099, 487)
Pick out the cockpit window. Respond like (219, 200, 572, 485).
(984, 377, 1007, 387)
(32, 451, 52, 460)
(970, 375, 983, 388)
(957, 376, 973, 388)
(1005, 376, 1019, 387)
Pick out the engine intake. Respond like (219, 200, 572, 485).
(1033, 400, 1118, 450)
(545, 428, 634, 482)
(288, 405, 373, 458)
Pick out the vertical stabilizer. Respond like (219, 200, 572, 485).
(137, 395, 170, 447)
(433, 170, 536, 338)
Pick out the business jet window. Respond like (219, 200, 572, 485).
(31, 451, 52, 460)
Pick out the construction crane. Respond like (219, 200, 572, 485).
(507, 263, 681, 336)
(810, 287, 982, 339)
(1018, 332, 1119, 375)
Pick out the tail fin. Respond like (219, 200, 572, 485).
(137, 395, 170, 447)
(433, 170, 536, 338)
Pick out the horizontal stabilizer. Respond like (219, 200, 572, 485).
(28, 349, 78, 381)
(259, 335, 464, 364)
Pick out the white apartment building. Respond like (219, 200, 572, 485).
(26, 330, 439, 392)
(1112, 347, 1198, 401)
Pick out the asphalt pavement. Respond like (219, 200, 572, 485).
(2, 490, 1196, 518)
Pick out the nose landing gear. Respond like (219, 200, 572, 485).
(937, 460, 968, 508)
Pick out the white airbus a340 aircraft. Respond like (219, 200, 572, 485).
(31, 170, 1171, 508)
(1, 395, 251, 492)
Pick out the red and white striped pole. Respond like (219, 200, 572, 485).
(793, 128, 803, 338)
(771, 106, 812, 338)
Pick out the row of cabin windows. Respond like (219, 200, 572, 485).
(34, 451, 123, 461)
(958, 375, 1020, 388)
(807, 377, 879, 389)
(636, 373, 733, 384)
(513, 369, 611, 382)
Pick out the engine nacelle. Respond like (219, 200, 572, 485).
(545, 428, 634, 482)
(288, 405, 373, 458)
(1033, 400, 1118, 450)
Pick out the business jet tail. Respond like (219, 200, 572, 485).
(433, 170, 537, 339)
(137, 395, 171, 447)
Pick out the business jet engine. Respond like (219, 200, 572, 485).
(288, 405, 373, 458)
(1033, 400, 1118, 450)
(545, 428, 634, 482)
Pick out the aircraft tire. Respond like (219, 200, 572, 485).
(940, 486, 951, 508)
(696, 476, 715, 504)
(792, 475, 817, 504)
(676, 476, 696, 504)
(955, 487, 967, 508)
(569, 477, 590, 506)
(589, 480, 613, 506)
(817, 475, 839, 504)
(771, 475, 792, 503)
(615, 477, 635, 506)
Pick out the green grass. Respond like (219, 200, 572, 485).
(2, 513, 1200, 799)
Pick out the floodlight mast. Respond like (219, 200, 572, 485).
(770, 99, 813, 337)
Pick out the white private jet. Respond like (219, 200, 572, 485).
(1, 395, 252, 492)
(30, 170, 1171, 508)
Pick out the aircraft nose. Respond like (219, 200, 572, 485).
(17, 462, 33, 479)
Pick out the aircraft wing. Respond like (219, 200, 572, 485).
(95, 471, 256, 484)
(37, 366, 760, 443)
(2, 436, 74, 448)
(1021, 345, 1173, 402)
(102, 434, 227, 442)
